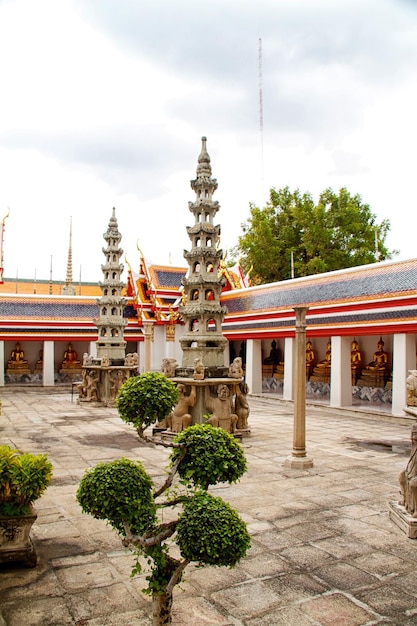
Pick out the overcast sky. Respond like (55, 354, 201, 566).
(1, 0, 416, 283)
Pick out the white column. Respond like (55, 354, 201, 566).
(330, 336, 352, 407)
(43, 341, 55, 386)
(142, 321, 153, 372)
(392, 333, 416, 415)
(283, 337, 294, 401)
(0, 341, 4, 386)
(245, 339, 262, 394)
(89, 341, 97, 358)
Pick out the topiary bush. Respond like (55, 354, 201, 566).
(76, 458, 156, 536)
(116, 372, 179, 436)
(78, 374, 250, 626)
(170, 423, 247, 489)
(177, 491, 251, 566)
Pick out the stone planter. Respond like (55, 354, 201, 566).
(0, 505, 38, 567)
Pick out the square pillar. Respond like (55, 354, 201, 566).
(330, 336, 352, 408)
(43, 341, 55, 386)
(245, 339, 262, 394)
(0, 341, 4, 386)
(392, 333, 416, 415)
(283, 337, 294, 401)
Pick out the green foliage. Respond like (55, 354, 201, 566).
(0, 445, 53, 516)
(170, 424, 247, 489)
(177, 491, 251, 566)
(77, 394, 250, 623)
(236, 186, 397, 284)
(116, 372, 179, 433)
(76, 458, 157, 536)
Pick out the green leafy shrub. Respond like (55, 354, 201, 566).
(76, 458, 156, 536)
(116, 372, 179, 434)
(170, 424, 247, 489)
(0, 445, 53, 516)
(177, 491, 251, 566)
(78, 374, 251, 625)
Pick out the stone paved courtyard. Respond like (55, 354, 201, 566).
(1, 388, 417, 625)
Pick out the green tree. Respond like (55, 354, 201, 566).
(235, 186, 396, 284)
(77, 376, 250, 626)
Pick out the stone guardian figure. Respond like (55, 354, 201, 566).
(399, 423, 417, 517)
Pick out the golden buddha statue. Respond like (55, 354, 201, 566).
(357, 338, 390, 388)
(61, 343, 81, 370)
(305, 340, 316, 380)
(350, 339, 363, 385)
(7, 342, 31, 375)
(310, 340, 331, 383)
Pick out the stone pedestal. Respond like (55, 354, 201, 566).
(389, 501, 417, 539)
(171, 376, 243, 426)
(78, 364, 138, 407)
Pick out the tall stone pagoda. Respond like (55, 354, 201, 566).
(168, 137, 246, 432)
(78, 208, 138, 406)
(178, 136, 228, 377)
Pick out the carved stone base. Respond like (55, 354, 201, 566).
(284, 454, 314, 469)
(389, 501, 417, 539)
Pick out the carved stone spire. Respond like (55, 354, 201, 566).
(178, 136, 228, 374)
(95, 208, 127, 362)
(62, 217, 75, 296)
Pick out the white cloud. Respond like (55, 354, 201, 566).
(1, 0, 417, 283)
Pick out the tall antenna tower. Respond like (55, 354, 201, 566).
(258, 37, 264, 201)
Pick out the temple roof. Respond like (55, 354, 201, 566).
(1, 258, 416, 340)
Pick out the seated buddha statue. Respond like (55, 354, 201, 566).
(357, 338, 390, 388)
(34, 349, 44, 373)
(263, 340, 280, 376)
(61, 343, 81, 369)
(7, 342, 30, 375)
(305, 340, 316, 380)
(350, 339, 363, 385)
(310, 340, 331, 383)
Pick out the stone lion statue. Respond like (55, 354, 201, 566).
(161, 357, 178, 377)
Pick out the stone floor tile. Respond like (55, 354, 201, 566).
(65, 581, 146, 622)
(357, 584, 417, 618)
(351, 551, 415, 579)
(279, 544, 335, 570)
(300, 591, 382, 625)
(314, 562, 380, 590)
(211, 580, 281, 619)
(239, 552, 289, 578)
(0, 597, 75, 626)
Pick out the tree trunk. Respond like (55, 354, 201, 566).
(152, 590, 173, 625)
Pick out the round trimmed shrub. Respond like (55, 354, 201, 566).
(76, 458, 156, 536)
(170, 424, 247, 489)
(177, 492, 251, 566)
(116, 372, 179, 432)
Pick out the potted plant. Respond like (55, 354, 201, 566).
(0, 445, 53, 567)
(77, 373, 250, 625)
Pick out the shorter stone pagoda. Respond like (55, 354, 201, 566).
(78, 208, 138, 406)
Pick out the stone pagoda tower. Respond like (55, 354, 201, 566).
(78, 208, 138, 406)
(95, 207, 127, 362)
(178, 136, 228, 377)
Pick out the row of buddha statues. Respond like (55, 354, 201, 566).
(6, 342, 82, 376)
(262, 338, 392, 388)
